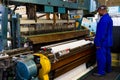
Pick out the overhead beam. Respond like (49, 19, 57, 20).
(3, 0, 91, 10)
(7, 0, 78, 9)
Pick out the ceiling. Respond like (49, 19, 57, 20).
(98, 0, 120, 6)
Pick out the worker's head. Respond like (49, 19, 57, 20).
(97, 5, 108, 16)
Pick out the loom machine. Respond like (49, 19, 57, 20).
(0, 0, 96, 80)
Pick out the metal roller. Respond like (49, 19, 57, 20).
(41, 39, 92, 55)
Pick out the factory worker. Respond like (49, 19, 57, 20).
(93, 5, 113, 76)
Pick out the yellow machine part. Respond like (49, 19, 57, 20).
(75, 22, 79, 28)
(73, 15, 81, 19)
(34, 53, 51, 80)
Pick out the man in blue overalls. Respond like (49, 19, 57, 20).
(94, 5, 113, 76)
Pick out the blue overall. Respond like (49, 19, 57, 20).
(94, 13, 113, 75)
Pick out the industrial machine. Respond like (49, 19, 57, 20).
(0, 0, 96, 80)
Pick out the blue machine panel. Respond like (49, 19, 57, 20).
(0, 5, 8, 51)
(58, 7, 66, 13)
(78, 0, 91, 10)
(44, 5, 53, 13)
